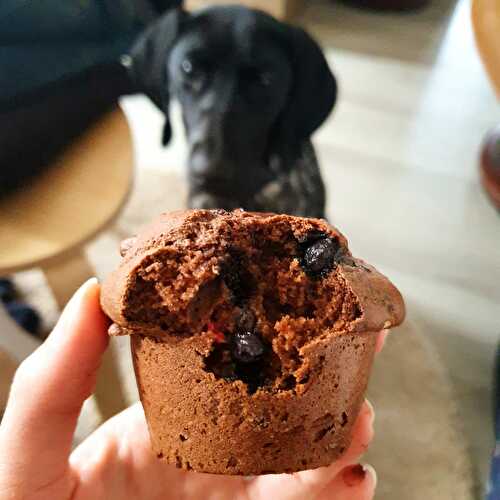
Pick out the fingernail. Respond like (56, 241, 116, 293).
(375, 330, 388, 354)
(363, 463, 378, 489)
(365, 398, 375, 425)
(341, 464, 377, 488)
(64, 278, 98, 318)
(341, 464, 366, 487)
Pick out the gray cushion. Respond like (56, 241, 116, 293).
(0, 0, 157, 104)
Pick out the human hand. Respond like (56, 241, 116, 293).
(0, 279, 380, 500)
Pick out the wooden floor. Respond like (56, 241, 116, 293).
(121, 0, 500, 490)
(310, 0, 500, 489)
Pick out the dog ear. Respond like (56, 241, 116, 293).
(270, 26, 337, 168)
(127, 7, 186, 145)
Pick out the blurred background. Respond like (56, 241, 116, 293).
(0, 1, 499, 499)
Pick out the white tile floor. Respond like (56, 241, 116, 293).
(121, 0, 500, 489)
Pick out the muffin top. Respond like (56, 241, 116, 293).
(101, 209, 405, 341)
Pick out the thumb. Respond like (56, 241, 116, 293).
(0, 278, 109, 495)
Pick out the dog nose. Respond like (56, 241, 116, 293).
(188, 116, 224, 175)
(199, 92, 217, 112)
(190, 147, 216, 175)
(189, 120, 217, 146)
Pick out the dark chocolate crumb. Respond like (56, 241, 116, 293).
(237, 309, 256, 331)
(203, 344, 237, 380)
(220, 250, 254, 304)
(234, 362, 267, 394)
(340, 412, 348, 427)
(313, 423, 335, 442)
(280, 375, 297, 390)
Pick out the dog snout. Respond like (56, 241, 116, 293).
(188, 116, 223, 176)
(190, 145, 219, 175)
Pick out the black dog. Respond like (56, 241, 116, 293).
(127, 4, 336, 218)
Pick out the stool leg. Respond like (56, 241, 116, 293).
(42, 251, 95, 307)
(0, 348, 18, 419)
(42, 250, 128, 421)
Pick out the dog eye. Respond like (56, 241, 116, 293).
(180, 58, 207, 93)
(181, 59, 194, 75)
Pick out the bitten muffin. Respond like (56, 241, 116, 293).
(101, 209, 405, 475)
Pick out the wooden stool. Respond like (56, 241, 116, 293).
(472, 0, 500, 98)
(0, 106, 132, 421)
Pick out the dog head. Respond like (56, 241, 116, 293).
(128, 4, 336, 207)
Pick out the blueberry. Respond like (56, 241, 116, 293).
(230, 331, 265, 364)
(301, 235, 342, 277)
(204, 329, 268, 393)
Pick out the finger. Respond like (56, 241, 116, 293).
(375, 330, 389, 354)
(70, 403, 162, 499)
(247, 399, 374, 500)
(0, 279, 109, 490)
(330, 399, 375, 468)
(71, 403, 249, 500)
(70, 403, 150, 468)
(317, 463, 377, 500)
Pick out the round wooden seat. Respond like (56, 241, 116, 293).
(472, 0, 500, 97)
(0, 107, 133, 273)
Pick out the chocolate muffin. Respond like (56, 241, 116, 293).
(101, 209, 405, 475)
